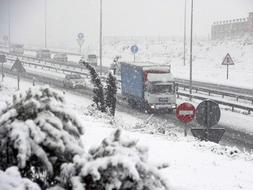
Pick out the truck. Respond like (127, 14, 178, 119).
(120, 62, 176, 113)
(53, 52, 68, 62)
(36, 49, 51, 59)
(9, 44, 24, 55)
(63, 74, 86, 88)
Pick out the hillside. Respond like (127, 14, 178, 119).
(103, 36, 253, 89)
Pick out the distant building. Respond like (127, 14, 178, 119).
(211, 12, 253, 40)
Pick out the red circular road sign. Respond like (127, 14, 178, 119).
(176, 102, 195, 123)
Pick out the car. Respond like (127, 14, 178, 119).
(36, 49, 51, 59)
(9, 44, 24, 55)
(87, 54, 97, 66)
(63, 74, 86, 88)
(53, 53, 68, 62)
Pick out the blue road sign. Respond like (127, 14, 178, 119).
(77, 33, 84, 40)
(131, 45, 138, 54)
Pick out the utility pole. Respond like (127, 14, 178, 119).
(99, 0, 103, 75)
(189, 0, 193, 95)
(44, 0, 47, 48)
(183, 0, 186, 66)
(8, 0, 11, 48)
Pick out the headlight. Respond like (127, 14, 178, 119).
(150, 105, 155, 109)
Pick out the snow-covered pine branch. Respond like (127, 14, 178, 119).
(0, 86, 85, 189)
(61, 129, 170, 190)
(80, 60, 106, 113)
(105, 73, 117, 116)
(0, 167, 41, 190)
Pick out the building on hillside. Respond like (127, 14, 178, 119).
(211, 12, 253, 40)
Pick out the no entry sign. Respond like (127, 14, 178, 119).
(176, 102, 195, 123)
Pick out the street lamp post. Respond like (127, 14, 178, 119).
(183, 0, 186, 66)
(189, 0, 193, 95)
(44, 0, 47, 48)
(99, 0, 103, 75)
(8, 0, 11, 48)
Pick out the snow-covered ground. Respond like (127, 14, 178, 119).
(1, 75, 253, 190)
(102, 37, 253, 90)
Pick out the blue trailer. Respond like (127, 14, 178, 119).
(121, 62, 177, 113)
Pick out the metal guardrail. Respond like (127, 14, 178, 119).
(1, 50, 83, 69)
(0, 43, 82, 57)
(6, 56, 88, 77)
(1, 50, 110, 75)
(176, 82, 253, 104)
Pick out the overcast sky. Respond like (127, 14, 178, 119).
(0, 0, 253, 49)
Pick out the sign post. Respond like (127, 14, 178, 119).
(176, 102, 195, 136)
(221, 53, 234, 79)
(11, 58, 26, 90)
(131, 45, 138, 62)
(76, 33, 84, 55)
(0, 55, 7, 81)
(191, 100, 225, 143)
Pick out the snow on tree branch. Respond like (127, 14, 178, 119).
(61, 129, 170, 190)
(0, 86, 85, 189)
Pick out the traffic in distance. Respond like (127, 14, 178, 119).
(8, 43, 97, 65)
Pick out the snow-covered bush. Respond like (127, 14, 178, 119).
(61, 129, 169, 190)
(0, 166, 41, 190)
(81, 60, 106, 113)
(105, 73, 117, 116)
(0, 86, 85, 189)
(84, 104, 116, 126)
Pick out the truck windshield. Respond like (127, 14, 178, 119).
(147, 84, 173, 94)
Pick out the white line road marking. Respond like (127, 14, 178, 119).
(179, 110, 194, 116)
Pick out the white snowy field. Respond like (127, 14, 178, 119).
(1, 76, 253, 190)
(102, 37, 253, 90)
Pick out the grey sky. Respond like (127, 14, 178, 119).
(0, 0, 253, 48)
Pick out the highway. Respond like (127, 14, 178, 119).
(1, 64, 253, 152)
(1, 47, 253, 150)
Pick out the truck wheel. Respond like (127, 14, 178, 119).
(143, 103, 153, 114)
(146, 106, 155, 114)
(127, 99, 135, 108)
